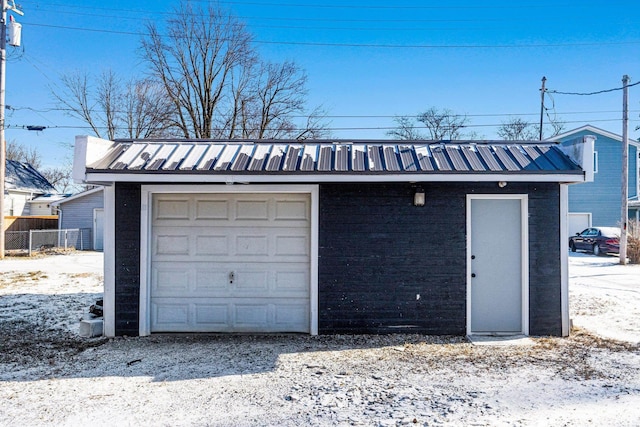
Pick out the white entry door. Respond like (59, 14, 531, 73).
(93, 208, 104, 251)
(150, 193, 311, 333)
(468, 196, 528, 335)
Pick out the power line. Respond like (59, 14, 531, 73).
(8, 103, 640, 118)
(7, 117, 638, 133)
(193, 0, 579, 12)
(548, 81, 640, 96)
(36, 1, 565, 13)
(21, 21, 640, 49)
(31, 6, 512, 24)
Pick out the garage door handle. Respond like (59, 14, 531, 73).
(229, 271, 235, 284)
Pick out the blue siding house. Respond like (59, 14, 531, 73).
(50, 187, 104, 250)
(552, 125, 640, 235)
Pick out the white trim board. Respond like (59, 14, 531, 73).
(102, 186, 116, 337)
(550, 124, 640, 148)
(51, 186, 103, 206)
(138, 184, 320, 336)
(560, 185, 570, 336)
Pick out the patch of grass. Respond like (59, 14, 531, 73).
(569, 327, 639, 352)
(67, 272, 94, 279)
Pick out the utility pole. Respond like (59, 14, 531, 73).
(539, 76, 546, 140)
(620, 75, 630, 265)
(0, 0, 8, 260)
(0, 0, 21, 260)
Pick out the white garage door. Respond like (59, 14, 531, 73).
(150, 193, 310, 333)
(568, 213, 591, 238)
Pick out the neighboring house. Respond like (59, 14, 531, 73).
(73, 135, 594, 339)
(3, 159, 58, 217)
(551, 125, 640, 235)
(50, 187, 104, 251)
(29, 193, 69, 216)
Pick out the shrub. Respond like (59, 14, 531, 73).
(627, 219, 640, 264)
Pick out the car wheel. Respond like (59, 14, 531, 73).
(593, 244, 601, 256)
(570, 241, 576, 252)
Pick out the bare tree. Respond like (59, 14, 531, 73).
(99, 69, 120, 140)
(122, 79, 175, 139)
(141, 1, 328, 139)
(254, 61, 307, 139)
(388, 108, 470, 140)
(418, 107, 469, 140)
(498, 116, 566, 140)
(386, 116, 425, 140)
(547, 117, 566, 138)
(40, 166, 74, 193)
(53, 70, 174, 140)
(293, 106, 331, 140)
(497, 117, 538, 140)
(141, 2, 253, 138)
(53, 71, 105, 138)
(6, 140, 41, 168)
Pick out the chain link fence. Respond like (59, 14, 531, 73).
(4, 228, 93, 255)
(5, 231, 29, 251)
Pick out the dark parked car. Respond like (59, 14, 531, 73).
(569, 227, 620, 256)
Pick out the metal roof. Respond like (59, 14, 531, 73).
(5, 160, 58, 193)
(87, 140, 581, 175)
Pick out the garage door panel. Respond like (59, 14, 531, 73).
(153, 268, 190, 293)
(195, 200, 229, 220)
(156, 234, 190, 255)
(151, 299, 310, 332)
(195, 270, 230, 292)
(195, 235, 229, 255)
(156, 199, 190, 219)
(195, 304, 229, 325)
(275, 235, 309, 256)
(151, 192, 311, 333)
(275, 271, 309, 292)
(234, 304, 269, 326)
(275, 200, 309, 220)
(153, 227, 309, 259)
(236, 235, 269, 255)
(236, 200, 269, 220)
(153, 262, 309, 297)
(235, 270, 269, 292)
(275, 304, 309, 330)
(154, 302, 189, 327)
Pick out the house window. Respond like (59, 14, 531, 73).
(593, 151, 598, 174)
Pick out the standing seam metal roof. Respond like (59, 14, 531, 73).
(87, 141, 582, 174)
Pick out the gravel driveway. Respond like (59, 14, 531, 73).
(1, 252, 639, 426)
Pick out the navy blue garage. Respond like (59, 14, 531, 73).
(72, 135, 594, 338)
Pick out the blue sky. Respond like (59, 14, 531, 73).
(6, 0, 640, 168)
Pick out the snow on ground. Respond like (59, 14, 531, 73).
(0, 251, 639, 426)
(569, 252, 640, 344)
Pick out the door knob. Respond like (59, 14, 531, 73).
(471, 273, 476, 278)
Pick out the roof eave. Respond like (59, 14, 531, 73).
(83, 171, 587, 185)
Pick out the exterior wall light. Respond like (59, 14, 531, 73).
(498, 181, 508, 188)
(414, 188, 426, 206)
